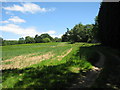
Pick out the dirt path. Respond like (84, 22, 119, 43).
(69, 51, 105, 88)
(57, 48, 72, 61)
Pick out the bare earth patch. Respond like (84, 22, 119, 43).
(1, 52, 54, 70)
(2, 53, 37, 63)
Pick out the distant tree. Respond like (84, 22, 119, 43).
(34, 34, 42, 43)
(40, 33, 54, 41)
(18, 37, 25, 44)
(2, 40, 18, 45)
(42, 38, 51, 43)
(25, 36, 35, 43)
(54, 37, 61, 42)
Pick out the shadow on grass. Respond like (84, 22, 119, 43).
(3, 64, 83, 89)
(77, 45, 101, 66)
(2, 44, 101, 89)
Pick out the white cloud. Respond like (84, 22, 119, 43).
(43, 30, 56, 35)
(51, 34, 62, 38)
(5, 38, 18, 40)
(0, 20, 9, 24)
(3, 3, 55, 14)
(8, 16, 26, 23)
(0, 24, 40, 37)
(5, 11, 14, 15)
(0, 24, 60, 38)
(0, 16, 26, 24)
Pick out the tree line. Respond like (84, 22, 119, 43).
(0, 34, 61, 46)
(0, 16, 99, 46)
(62, 16, 98, 43)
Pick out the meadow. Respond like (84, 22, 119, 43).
(3, 42, 120, 89)
(1, 42, 100, 88)
(1, 42, 120, 89)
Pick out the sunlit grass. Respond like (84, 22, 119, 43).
(2, 42, 67, 60)
(2, 42, 98, 88)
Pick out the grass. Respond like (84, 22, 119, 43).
(2, 42, 120, 89)
(2, 42, 67, 60)
(2, 42, 98, 88)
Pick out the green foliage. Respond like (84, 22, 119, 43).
(34, 34, 42, 43)
(42, 38, 51, 43)
(54, 37, 62, 42)
(18, 37, 25, 44)
(25, 36, 35, 43)
(62, 23, 95, 43)
(2, 40, 18, 46)
(40, 33, 54, 41)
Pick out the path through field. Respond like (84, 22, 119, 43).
(69, 51, 105, 88)
(57, 48, 72, 61)
(1, 43, 73, 70)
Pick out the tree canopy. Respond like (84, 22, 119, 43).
(62, 23, 96, 43)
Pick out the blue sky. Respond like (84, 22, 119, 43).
(0, 2, 101, 40)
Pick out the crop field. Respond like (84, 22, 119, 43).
(1, 42, 98, 88)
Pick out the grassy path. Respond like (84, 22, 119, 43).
(68, 45, 120, 89)
(69, 51, 105, 88)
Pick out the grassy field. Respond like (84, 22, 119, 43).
(2, 42, 120, 89)
(2, 42, 67, 60)
(1, 42, 100, 88)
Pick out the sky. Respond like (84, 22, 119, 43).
(0, 2, 101, 40)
